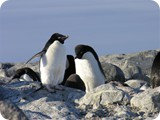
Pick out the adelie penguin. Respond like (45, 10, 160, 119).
(150, 52, 160, 88)
(25, 33, 69, 92)
(61, 55, 76, 85)
(60, 55, 85, 91)
(64, 74, 85, 91)
(74, 44, 106, 92)
(12, 67, 40, 82)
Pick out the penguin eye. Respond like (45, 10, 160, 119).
(57, 37, 61, 39)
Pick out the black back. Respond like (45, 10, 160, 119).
(75, 44, 106, 79)
(24, 33, 68, 65)
(64, 74, 85, 91)
(61, 55, 76, 85)
(12, 67, 40, 82)
(151, 52, 160, 88)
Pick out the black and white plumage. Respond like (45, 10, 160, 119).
(150, 52, 160, 88)
(12, 67, 40, 82)
(61, 55, 76, 85)
(64, 74, 85, 91)
(74, 44, 106, 92)
(25, 33, 69, 92)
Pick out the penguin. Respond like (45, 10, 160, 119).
(61, 55, 76, 85)
(25, 33, 69, 92)
(12, 67, 40, 82)
(74, 44, 106, 92)
(64, 74, 85, 91)
(150, 52, 160, 88)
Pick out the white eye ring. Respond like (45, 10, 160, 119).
(58, 37, 61, 39)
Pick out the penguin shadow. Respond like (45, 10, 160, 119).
(0, 86, 29, 119)
(0, 88, 51, 120)
(20, 83, 85, 119)
(0, 80, 85, 119)
(24, 110, 52, 119)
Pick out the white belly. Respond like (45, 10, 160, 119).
(40, 41, 66, 89)
(75, 53, 105, 92)
(22, 74, 32, 81)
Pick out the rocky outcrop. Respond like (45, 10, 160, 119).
(0, 50, 160, 119)
(100, 50, 159, 81)
(76, 84, 130, 108)
(131, 87, 160, 113)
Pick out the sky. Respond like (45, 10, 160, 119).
(0, 0, 159, 62)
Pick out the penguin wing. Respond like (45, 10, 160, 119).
(24, 50, 46, 65)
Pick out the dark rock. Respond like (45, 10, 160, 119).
(101, 62, 125, 83)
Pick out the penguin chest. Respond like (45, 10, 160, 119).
(75, 58, 105, 92)
(40, 42, 66, 86)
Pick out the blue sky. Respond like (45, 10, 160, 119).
(0, 0, 159, 62)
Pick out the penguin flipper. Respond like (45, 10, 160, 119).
(24, 50, 46, 65)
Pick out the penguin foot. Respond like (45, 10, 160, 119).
(45, 85, 56, 93)
(54, 85, 65, 91)
(45, 85, 64, 93)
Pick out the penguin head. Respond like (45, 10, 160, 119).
(75, 44, 99, 61)
(42, 33, 69, 51)
(50, 33, 69, 44)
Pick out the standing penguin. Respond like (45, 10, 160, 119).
(25, 33, 69, 92)
(75, 44, 106, 92)
(150, 52, 160, 88)
(12, 67, 40, 82)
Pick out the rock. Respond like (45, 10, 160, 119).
(0, 69, 6, 78)
(85, 108, 107, 119)
(131, 87, 160, 113)
(114, 105, 138, 119)
(6, 62, 39, 77)
(100, 50, 160, 80)
(0, 63, 14, 70)
(0, 81, 85, 120)
(0, 63, 14, 78)
(76, 83, 130, 108)
(0, 99, 28, 120)
(121, 60, 141, 80)
(0, 50, 160, 119)
(140, 83, 150, 91)
(125, 79, 148, 89)
(19, 98, 80, 120)
(100, 62, 125, 83)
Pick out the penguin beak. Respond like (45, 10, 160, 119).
(65, 35, 69, 38)
(62, 35, 69, 41)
